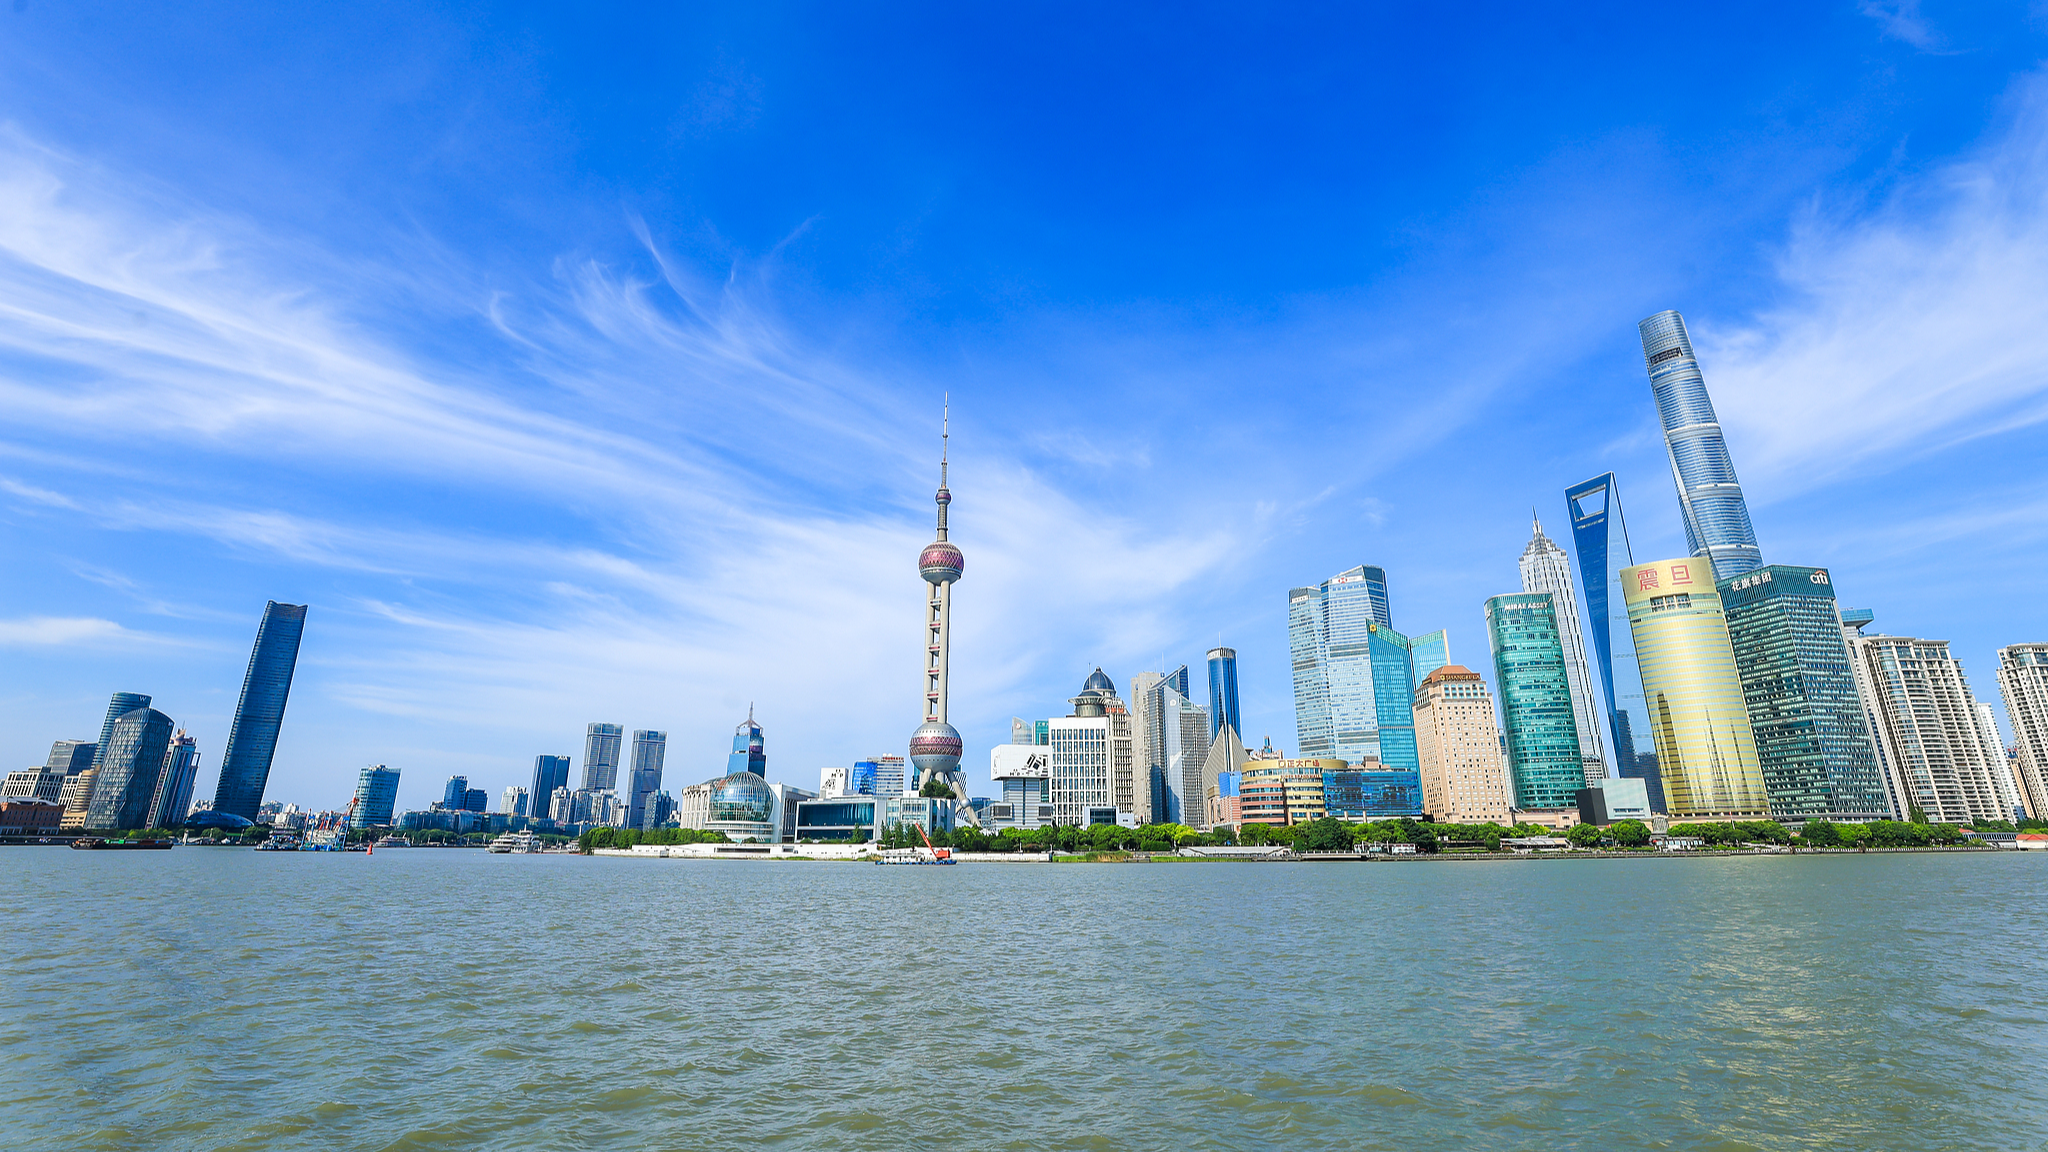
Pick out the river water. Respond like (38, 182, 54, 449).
(4, 848, 2045, 1151)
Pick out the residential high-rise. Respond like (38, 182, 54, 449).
(1996, 644, 2048, 821)
(728, 710, 766, 776)
(1639, 311, 1763, 582)
(1520, 515, 1606, 783)
(1412, 665, 1512, 825)
(908, 406, 968, 803)
(530, 755, 571, 819)
(1622, 558, 1769, 817)
(1972, 701, 2024, 820)
(147, 730, 201, 828)
(501, 785, 528, 817)
(627, 729, 667, 828)
(65, 693, 151, 829)
(211, 601, 310, 821)
(1207, 647, 1241, 741)
(582, 723, 624, 790)
(350, 765, 401, 828)
(84, 707, 176, 830)
(1289, 566, 1422, 769)
(1719, 566, 1890, 822)
(1846, 626, 2009, 825)
(1485, 593, 1585, 813)
(1565, 473, 1662, 810)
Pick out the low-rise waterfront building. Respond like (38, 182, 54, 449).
(989, 742, 1052, 830)
(792, 796, 880, 841)
(1240, 759, 1338, 826)
(1575, 777, 1652, 825)
(0, 799, 65, 835)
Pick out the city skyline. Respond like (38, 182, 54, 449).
(4, 8, 2048, 814)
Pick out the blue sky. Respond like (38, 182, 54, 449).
(3, 2, 2046, 813)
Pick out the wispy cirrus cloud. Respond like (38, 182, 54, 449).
(1698, 71, 2048, 497)
(0, 122, 1252, 790)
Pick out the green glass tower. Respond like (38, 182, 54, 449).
(1485, 593, 1585, 811)
(1719, 566, 1889, 821)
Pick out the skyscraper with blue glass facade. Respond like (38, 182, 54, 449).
(1640, 310, 1763, 582)
(730, 709, 766, 776)
(1207, 647, 1240, 741)
(211, 601, 309, 821)
(1485, 593, 1586, 812)
(531, 755, 570, 819)
(1288, 565, 1422, 771)
(1566, 473, 1664, 812)
(84, 706, 176, 830)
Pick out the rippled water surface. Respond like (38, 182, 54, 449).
(5, 848, 2047, 1151)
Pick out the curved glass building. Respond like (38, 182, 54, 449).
(1639, 311, 1763, 582)
(212, 602, 309, 821)
(1622, 558, 1769, 817)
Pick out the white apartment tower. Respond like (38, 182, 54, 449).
(1519, 515, 1607, 784)
(1995, 644, 2048, 820)
(1849, 628, 2009, 825)
(1413, 664, 1513, 824)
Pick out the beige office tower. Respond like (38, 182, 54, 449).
(1996, 644, 2048, 820)
(1849, 630, 2008, 825)
(1621, 558, 1769, 818)
(1413, 665, 1513, 824)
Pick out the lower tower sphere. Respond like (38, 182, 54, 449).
(909, 719, 964, 779)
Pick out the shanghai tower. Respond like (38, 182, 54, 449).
(1639, 310, 1763, 581)
(907, 406, 968, 802)
(211, 601, 309, 821)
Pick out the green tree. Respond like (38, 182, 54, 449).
(1907, 803, 1929, 825)
(1293, 817, 1354, 852)
(1607, 819, 1652, 848)
(919, 777, 957, 799)
(1566, 822, 1607, 849)
(1799, 819, 1841, 847)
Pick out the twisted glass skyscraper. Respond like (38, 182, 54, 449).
(1639, 310, 1763, 582)
(212, 601, 308, 821)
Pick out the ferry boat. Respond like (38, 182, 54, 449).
(255, 837, 301, 851)
(488, 830, 542, 854)
(877, 846, 955, 865)
(71, 836, 175, 850)
(374, 835, 413, 849)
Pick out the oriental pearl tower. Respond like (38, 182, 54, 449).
(908, 404, 969, 805)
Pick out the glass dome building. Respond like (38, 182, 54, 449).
(705, 771, 777, 842)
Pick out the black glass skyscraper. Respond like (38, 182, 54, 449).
(211, 601, 309, 821)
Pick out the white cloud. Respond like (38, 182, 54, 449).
(1859, 1, 1944, 51)
(1699, 71, 2048, 497)
(0, 124, 1253, 788)
(0, 615, 161, 647)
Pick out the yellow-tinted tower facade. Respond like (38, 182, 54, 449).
(1621, 558, 1768, 818)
